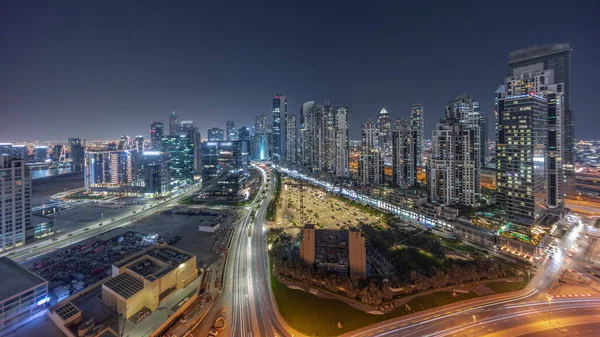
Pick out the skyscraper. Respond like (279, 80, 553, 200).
(118, 135, 130, 150)
(410, 104, 425, 167)
(430, 119, 479, 205)
(207, 127, 225, 141)
(238, 127, 250, 141)
(180, 121, 200, 172)
(84, 150, 136, 193)
(501, 62, 565, 209)
(496, 91, 547, 226)
(169, 111, 178, 135)
(478, 113, 489, 168)
(161, 134, 195, 184)
(392, 118, 415, 188)
(141, 151, 170, 197)
(334, 107, 350, 177)
(272, 93, 287, 162)
(377, 108, 391, 155)
(359, 120, 384, 185)
(226, 121, 238, 141)
(285, 114, 297, 164)
(255, 115, 267, 134)
(508, 44, 574, 197)
(51, 144, 63, 162)
(150, 121, 164, 150)
(69, 138, 85, 171)
(429, 96, 481, 206)
(300, 101, 316, 169)
(0, 156, 30, 251)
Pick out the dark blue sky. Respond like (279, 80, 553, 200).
(1, 0, 598, 141)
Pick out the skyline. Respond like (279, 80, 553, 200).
(1, 1, 598, 142)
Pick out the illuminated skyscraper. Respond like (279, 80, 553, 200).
(141, 151, 170, 197)
(377, 108, 391, 155)
(410, 104, 425, 167)
(392, 118, 415, 187)
(0, 144, 12, 157)
(501, 62, 565, 210)
(285, 114, 297, 164)
(335, 107, 350, 177)
(359, 120, 384, 185)
(161, 134, 195, 184)
(238, 126, 250, 141)
(508, 44, 574, 197)
(150, 121, 164, 150)
(272, 93, 287, 162)
(0, 156, 30, 250)
(84, 150, 136, 193)
(33, 146, 48, 162)
(69, 138, 84, 171)
(169, 111, 178, 135)
(134, 135, 144, 153)
(300, 101, 315, 169)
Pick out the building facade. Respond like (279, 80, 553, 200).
(508, 44, 574, 197)
(496, 90, 548, 226)
(84, 150, 137, 193)
(161, 134, 194, 184)
(285, 114, 297, 164)
(272, 94, 287, 162)
(150, 122, 164, 150)
(335, 107, 350, 177)
(226, 121, 238, 141)
(299, 225, 366, 279)
(169, 111, 178, 135)
(359, 120, 384, 185)
(0, 156, 30, 251)
(141, 151, 170, 197)
(207, 127, 225, 141)
(392, 118, 415, 188)
(410, 104, 425, 167)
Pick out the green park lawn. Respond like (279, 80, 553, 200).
(271, 268, 483, 336)
(486, 278, 529, 293)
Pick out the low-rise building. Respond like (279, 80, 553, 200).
(0, 257, 49, 334)
(300, 225, 366, 279)
(48, 244, 201, 337)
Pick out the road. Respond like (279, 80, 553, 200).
(195, 165, 600, 337)
(3, 181, 203, 263)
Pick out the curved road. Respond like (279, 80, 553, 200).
(202, 165, 600, 337)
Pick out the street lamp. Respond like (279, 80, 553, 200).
(547, 296, 552, 324)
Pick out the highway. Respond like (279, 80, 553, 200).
(194, 165, 600, 337)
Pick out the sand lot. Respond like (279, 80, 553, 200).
(273, 178, 382, 236)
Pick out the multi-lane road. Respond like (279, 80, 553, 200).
(196, 166, 600, 337)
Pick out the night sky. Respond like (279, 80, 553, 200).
(1, 1, 598, 142)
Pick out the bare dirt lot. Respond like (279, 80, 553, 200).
(272, 178, 383, 236)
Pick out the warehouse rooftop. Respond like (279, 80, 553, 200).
(0, 257, 47, 302)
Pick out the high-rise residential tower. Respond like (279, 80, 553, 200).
(410, 104, 425, 168)
(150, 121, 164, 150)
(300, 101, 316, 169)
(500, 62, 565, 210)
(508, 44, 574, 197)
(334, 107, 350, 177)
(496, 91, 547, 225)
(69, 138, 85, 171)
(429, 96, 481, 206)
(377, 108, 391, 155)
(285, 114, 297, 164)
(392, 118, 415, 188)
(169, 111, 178, 135)
(272, 93, 287, 162)
(0, 156, 30, 251)
(359, 120, 384, 185)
